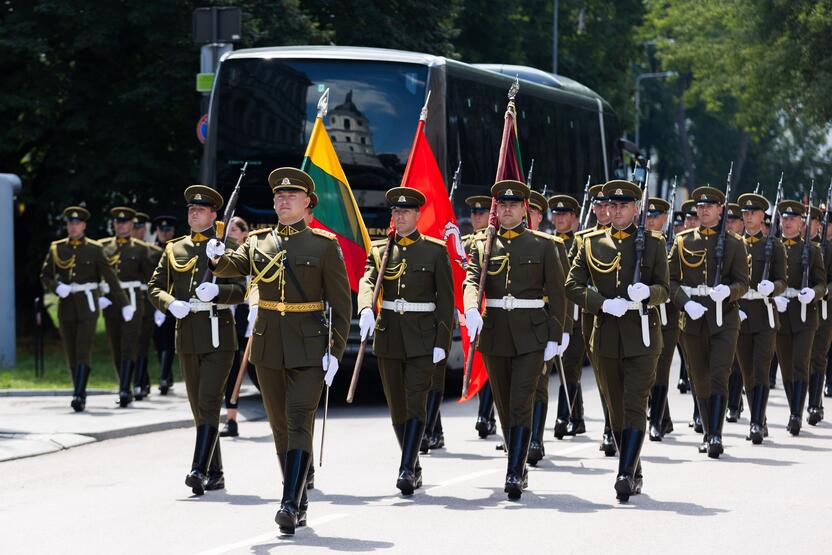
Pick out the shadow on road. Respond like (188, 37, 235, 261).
(251, 532, 395, 553)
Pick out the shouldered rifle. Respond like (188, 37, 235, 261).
(761, 173, 784, 282)
(820, 179, 832, 319)
(526, 159, 535, 187)
(665, 175, 678, 251)
(712, 162, 733, 327)
(449, 160, 462, 202)
(201, 161, 248, 283)
(577, 175, 591, 232)
(633, 160, 652, 347)
(801, 180, 815, 322)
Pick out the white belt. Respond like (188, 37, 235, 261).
(572, 304, 580, 322)
(98, 281, 110, 295)
(188, 299, 231, 348)
(484, 296, 545, 311)
(68, 282, 98, 312)
(119, 280, 143, 310)
(741, 289, 776, 328)
(783, 288, 800, 299)
(681, 285, 713, 297)
(659, 301, 668, 326)
(380, 300, 437, 314)
(139, 284, 148, 292)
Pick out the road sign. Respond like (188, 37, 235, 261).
(196, 114, 208, 144)
(196, 72, 214, 93)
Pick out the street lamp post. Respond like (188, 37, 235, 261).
(634, 70, 677, 150)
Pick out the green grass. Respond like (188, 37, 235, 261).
(1, 295, 180, 389)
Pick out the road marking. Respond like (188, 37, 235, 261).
(195, 513, 348, 555)
(425, 468, 500, 492)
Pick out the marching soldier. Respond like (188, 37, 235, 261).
(463, 179, 566, 500)
(645, 197, 675, 441)
(151, 215, 178, 394)
(210, 168, 350, 534)
(526, 190, 571, 465)
(132, 211, 163, 400)
(463, 195, 498, 439)
(671, 209, 692, 395)
(147, 186, 246, 497)
(99, 207, 151, 407)
(566, 184, 616, 456)
(735, 193, 786, 444)
(566, 180, 668, 502)
(669, 186, 749, 458)
(808, 205, 832, 425)
(772, 200, 826, 435)
(40, 207, 128, 412)
(679, 200, 703, 431)
(681, 200, 700, 229)
(357, 187, 454, 495)
(725, 203, 746, 421)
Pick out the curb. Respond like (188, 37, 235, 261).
(0, 389, 113, 397)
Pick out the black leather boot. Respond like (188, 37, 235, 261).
(788, 380, 807, 435)
(825, 354, 832, 397)
(726, 371, 743, 422)
(275, 449, 311, 535)
(429, 413, 445, 450)
(527, 401, 547, 466)
(397, 419, 425, 495)
(185, 424, 218, 495)
(421, 390, 442, 454)
(133, 357, 147, 400)
(649, 385, 668, 441)
(747, 385, 765, 444)
(566, 383, 586, 435)
(553, 384, 569, 439)
(678, 345, 690, 393)
(117, 360, 134, 408)
(206, 440, 225, 491)
(661, 399, 674, 435)
(505, 426, 531, 501)
(476, 382, 496, 438)
(600, 400, 616, 456)
(697, 397, 710, 454)
(306, 455, 315, 490)
(71, 364, 90, 412)
(707, 394, 726, 458)
(140, 356, 151, 398)
(807, 373, 824, 426)
(769, 355, 778, 389)
(615, 428, 645, 502)
(158, 350, 173, 395)
(691, 394, 704, 433)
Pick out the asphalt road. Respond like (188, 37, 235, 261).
(4, 368, 832, 554)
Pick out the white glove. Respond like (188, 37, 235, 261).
(544, 341, 559, 362)
(168, 300, 190, 319)
(798, 287, 816, 304)
(465, 308, 483, 341)
(245, 305, 258, 337)
(774, 296, 789, 313)
(684, 300, 708, 320)
(153, 309, 166, 327)
(627, 282, 650, 303)
(601, 298, 629, 318)
(358, 308, 376, 341)
(206, 238, 226, 258)
(432, 347, 446, 364)
(122, 305, 135, 322)
(55, 282, 71, 298)
(196, 282, 219, 302)
(757, 280, 775, 297)
(322, 354, 339, 387)
(709, 284, 731, 303)
(557, 332, 570, 356)
(98, 296, 113, 310)
(739, 309, 748, 322)
(99, 281, 110, 295)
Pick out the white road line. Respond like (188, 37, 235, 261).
(195, 513, 348, 555)
(425, 468, 500, 492)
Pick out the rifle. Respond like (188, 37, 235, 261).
(800, 180, 815, 323)
(665, 175, 678, 251)
(754, 182, 761, 195)
(526, 159, 535, 187)
(632, 160, 652, 347)
(760, 174, 783, 329)
(200, 161, 248, 283)
(577, 175, 591, 232)
(320, 303, 332, 465)
(820, 179, 832, 320)
(449, 160, 462, 202)
(712, 162, 734, 327)
(461, 79, 519, 399)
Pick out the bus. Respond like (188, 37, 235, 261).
(202, 45, 622, 237)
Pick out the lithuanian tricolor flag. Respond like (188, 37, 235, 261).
(301, 116, 371, 292)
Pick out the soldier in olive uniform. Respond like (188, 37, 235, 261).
(147, 186, 246, 496)
(463, 179, 566, 501)
(99, 207, 152, 407)
(357, 187, 454, 495)
(669, 186, 749, 458)
(678, 199, 702, 428)
(725, 202, 747, 421)
(152, 215, 178, 394)
(132, 211, 163, 400)
(210, 169, 351, 534)
(772, 200, 826, 435)
(463, 195, 498, 439)
(566, 180, 669, 502)
(735, 193, 786, 444)
(40, 207, 129, 412)
(567, 184, 617, 456)
(807, 205, 832, 425)
(526, 190, 571, 465)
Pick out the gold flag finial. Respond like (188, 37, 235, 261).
(508, 76, 520, 100)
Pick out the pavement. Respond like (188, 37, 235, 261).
(0, 382, 263, 462)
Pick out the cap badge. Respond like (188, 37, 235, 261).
(557, 202, 563, 208)
(281, 177, 291, 186)
(71, 211, 78, 218)
(505, 189, 514, 196)
(615, 188, 623, 196)
(118, 211, 125, 218)
(649, 203, 655, 210)
(700, 194, 708, 201)
(193, 194, 202, 200)
(474, 202, 482, 208)
(398, 195, 406, 203)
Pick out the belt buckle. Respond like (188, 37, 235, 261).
(394, 299, 406, 314)
(503, 295, 516, 311)
(276, 302, 286, 312)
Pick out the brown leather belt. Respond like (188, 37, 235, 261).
(259, 300, 324, 313)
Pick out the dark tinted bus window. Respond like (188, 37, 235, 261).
(212, 59, 428, 233)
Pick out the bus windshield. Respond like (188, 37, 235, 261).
(212, 58, 428, 233)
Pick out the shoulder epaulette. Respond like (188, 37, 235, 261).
(169, 234, 189, 243)
(51, 238, 68, 246)
(575, 228, 595, 237)
(147, 242, 163, 253)
(249, 228, 272, 236)
(648, 230, 665, 240)
(310, 227, 337, 240)
(728, 231, 743, 241)
(423, 235, 446, 246)
(676, 228, 696, 237)
(371, 238, 388, 247)
(99, 236, 115, 244)
(584, 228, 607, 239)
(86, 238, 103, 247)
